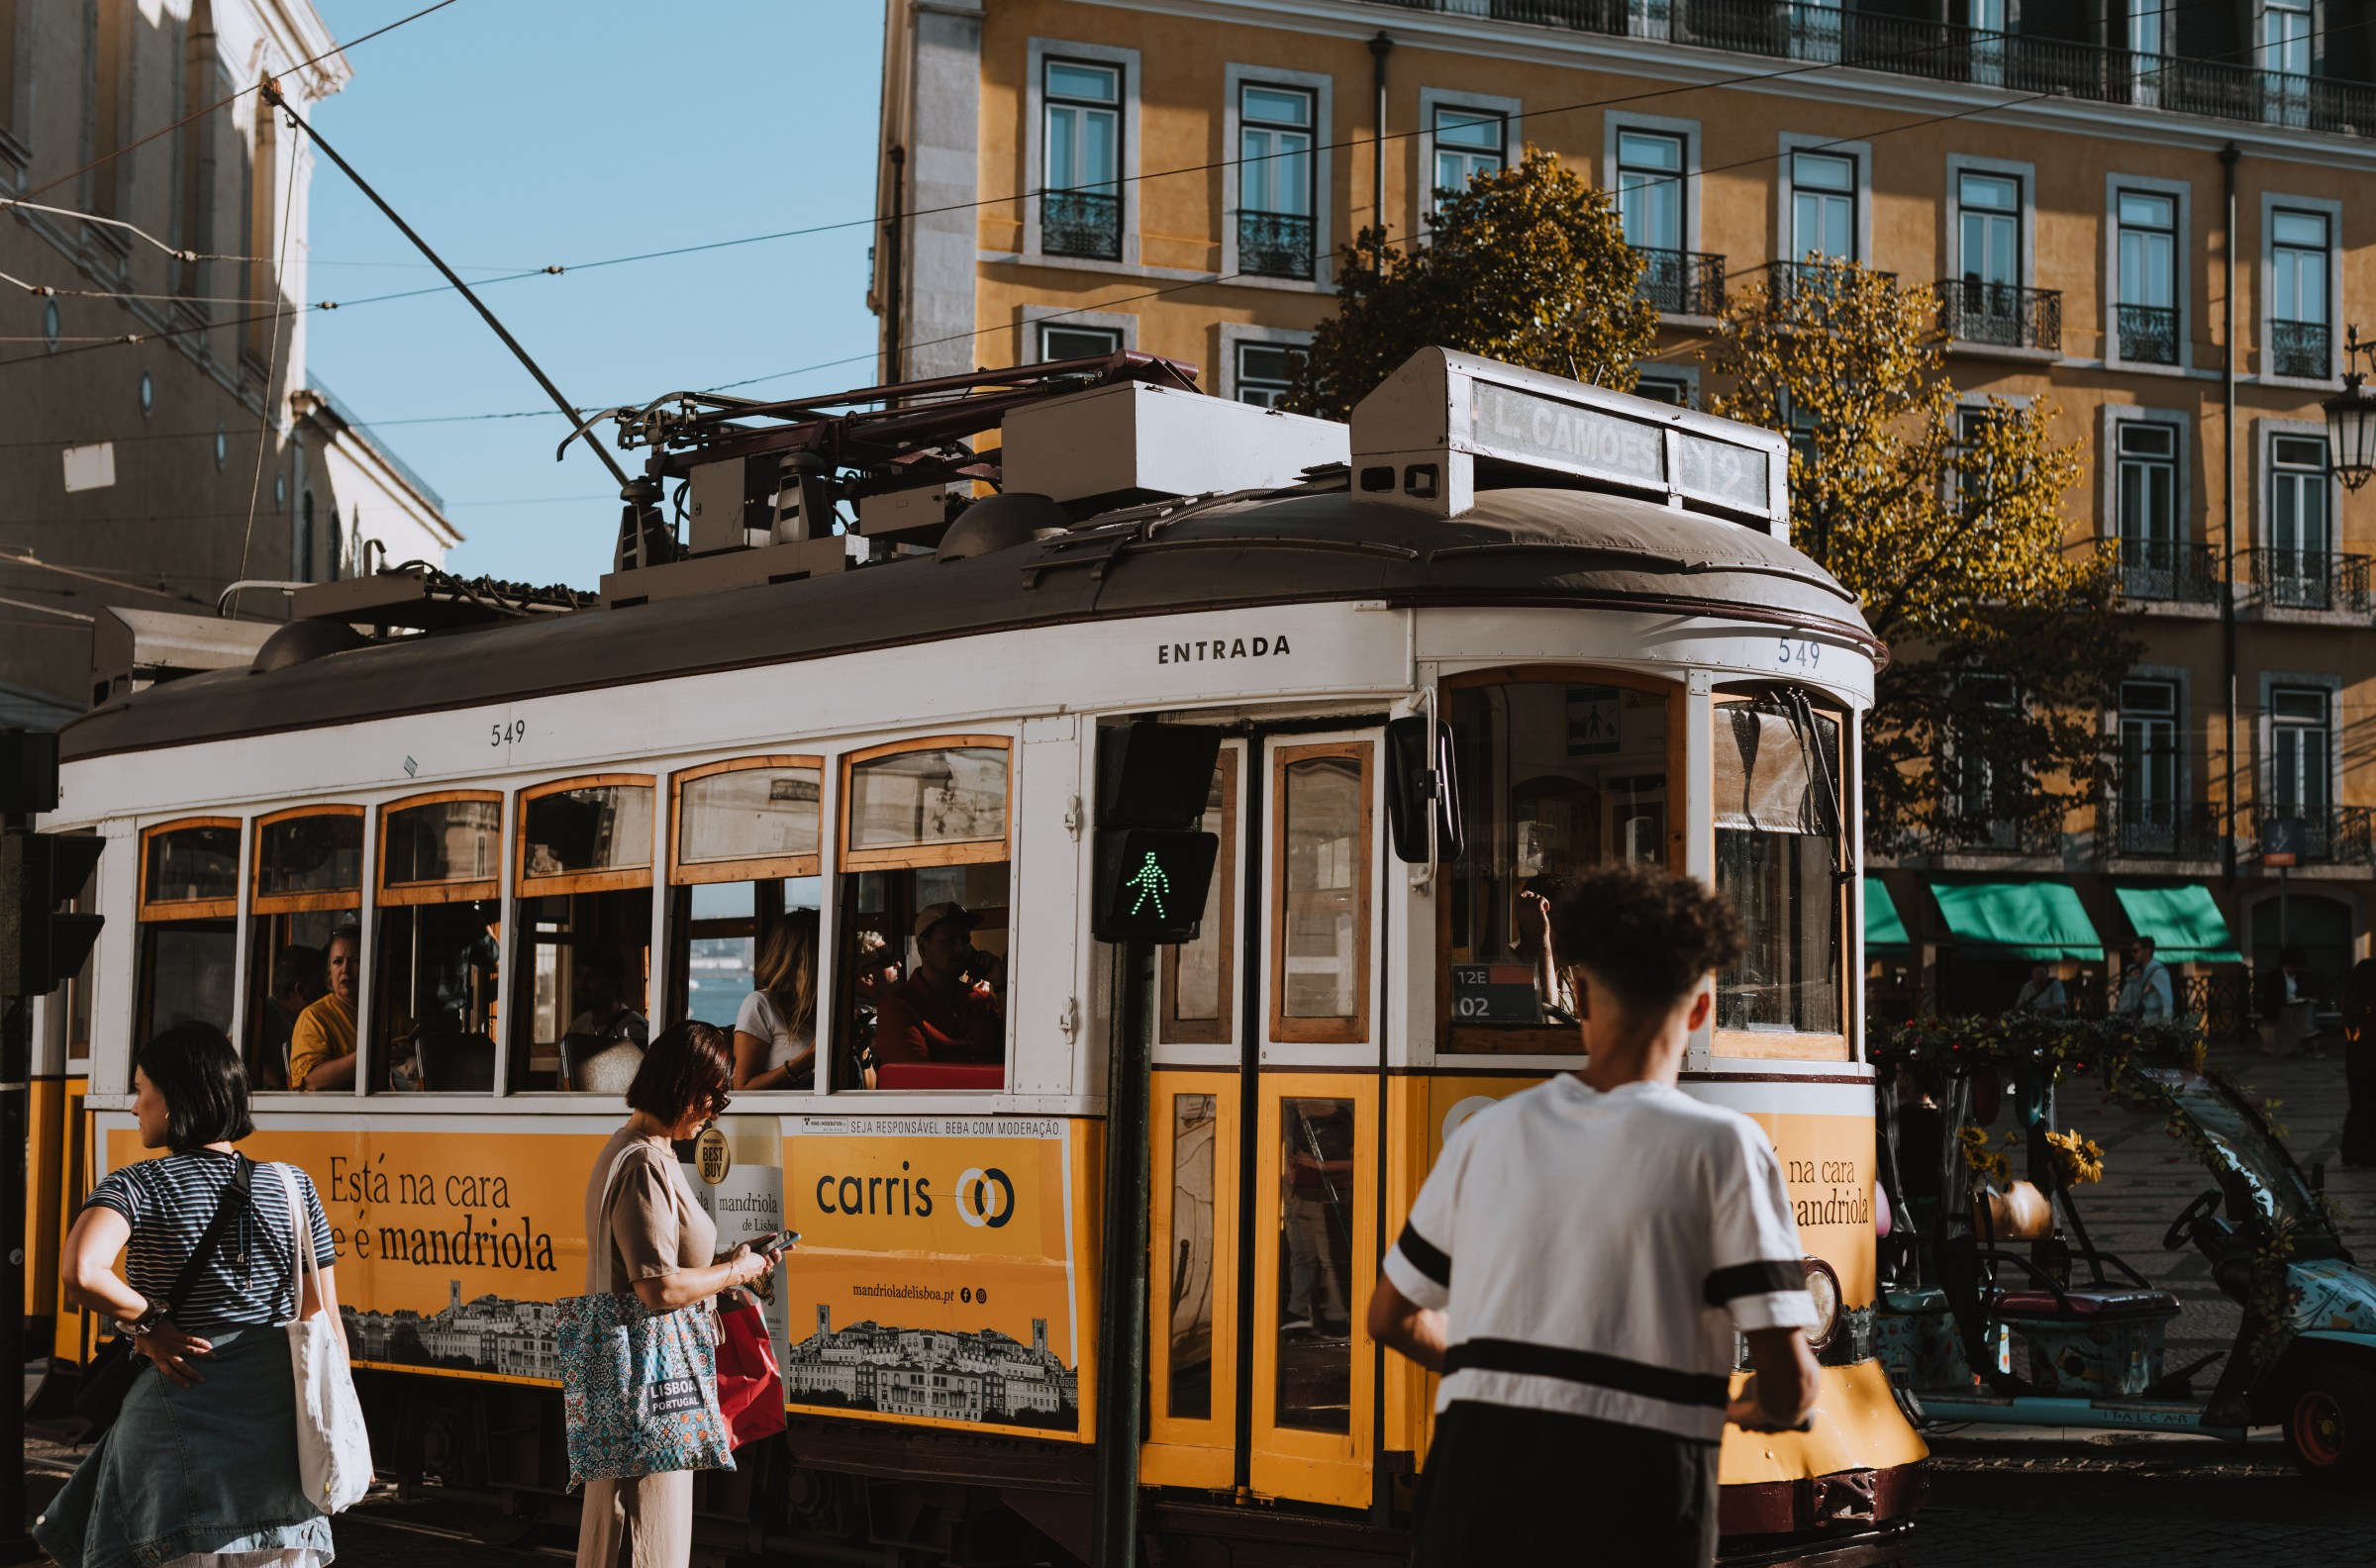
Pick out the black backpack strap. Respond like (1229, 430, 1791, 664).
(158, 1154, 252, 1319)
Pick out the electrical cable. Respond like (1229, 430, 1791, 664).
(235, 103, 304, 606)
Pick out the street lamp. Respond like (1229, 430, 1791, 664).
(2324, 325, 2376, 490)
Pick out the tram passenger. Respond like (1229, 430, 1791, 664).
(734, 911, 819, 1090)
(40, 1022, 342, 1568)
(1368, 862, 1819, 1568)
(577, 1022, 778, 1568)
(871, 903, 1003, 1069)
(562, 945, 651, 1095)
(259, 943, 327, 1089)
(287, 924, 360, 1092)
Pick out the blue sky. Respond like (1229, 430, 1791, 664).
(308, 1, 887, 588)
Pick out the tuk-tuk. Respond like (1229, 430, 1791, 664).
(1873, 1017, 2376, 1486)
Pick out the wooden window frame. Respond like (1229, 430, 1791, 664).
(1711, 689, 1852, 1063)
(1436, 665, 1685, 1057)
(515, 773, 656, 899)
(138, 816, 242, 922)
(250, 805, 364, 917)
(668, 754, 825, 886)
(838, 735, 1014, 872)
(376, 790, 503, 908)
(1268, 740, 1374, 1047)
(1160, 745, 1240, 1046)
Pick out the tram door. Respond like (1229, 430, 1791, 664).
(1143, 731, 1384, 1510)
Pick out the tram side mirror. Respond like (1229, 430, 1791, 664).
(1386, 715, 1463, 865)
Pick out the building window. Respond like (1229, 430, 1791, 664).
(2262, 0, 2312, 123)
(1238, 83, 1315, 281)
(1618, 131, 1683, 252)
(1958, 170, 2020, 291)
(1042, 58, 1122, 261)
(2111, 420, 2183, 598)
(1432, 105, 1504, 196)
(1235, 342, 1302, 409)
(2270, 209, 2331, 378)
(1789, 150, 1856, 262)
(2265, 434, 2335, 609)
(2270, 685, 2331, 815)
(1634, 373, 1693, 408)
(2116, 190, 2179, 364)
(2119, 679, 2179, 809)
(1038, 322, 1122, 363)
(1951, 673, 2022, 832)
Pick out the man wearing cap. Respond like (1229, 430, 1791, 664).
(873, 902, 1005, 1066)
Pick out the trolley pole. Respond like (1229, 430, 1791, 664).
(1091, 936, 1154, 1568)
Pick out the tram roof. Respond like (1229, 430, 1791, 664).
(61, 484, 1879, 762)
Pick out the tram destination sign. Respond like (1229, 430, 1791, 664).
(1468, 380, 1770, 515)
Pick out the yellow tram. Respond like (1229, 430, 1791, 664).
(31, 348, 1923, 1563)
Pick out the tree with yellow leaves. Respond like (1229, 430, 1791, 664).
(1705, 261, 2141, 848)
(1285, 147, 1655, 420)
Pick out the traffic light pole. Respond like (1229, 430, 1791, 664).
(0, 811, 37, 1559)
(1090, 937, 1154, 1567)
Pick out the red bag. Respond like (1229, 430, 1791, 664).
(715, 1294, 786, 1449)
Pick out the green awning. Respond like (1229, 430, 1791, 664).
(1930, 881, 2104, 961)
(2114, 885, 2244, 965)
(1865, 877, 1912, 952)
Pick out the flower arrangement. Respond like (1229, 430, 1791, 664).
(1875, 1014, 2204, 1094)
(2042, 1127, 2106, 1187)
(1957, 1124, 2013, 1184)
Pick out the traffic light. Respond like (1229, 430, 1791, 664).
(1092, 723, 1222, 943)
(0, 832, 105, 999)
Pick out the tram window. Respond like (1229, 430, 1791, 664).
(1169, 1092, 1219, 1421)
(1161, 748, 1238, 1044)
(372, 795, 502, 1095)
(63, 855, 98, 1069)
(134, 821, 241, 1065)
(246, 809, 362, 1090)
(1275, 1096, 1356, 1431)
(1443, 676, 1673, 1052)
(666, 758, 825, 1090)
(1714, 697, 1844, 1039)
(511, 778, 655, 1094)
(836, 740, 1012, 1091)
(1270, 743, 1373, 1045)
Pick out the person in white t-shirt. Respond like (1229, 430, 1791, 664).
(733, 910, 819, 1090)
(1369, 861, 1820, 1568)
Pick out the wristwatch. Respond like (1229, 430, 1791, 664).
(122, 1305, 165, 1338)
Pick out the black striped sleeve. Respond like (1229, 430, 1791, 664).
(1703, 1260, 1806, 1307)
(1394, 1220, 1451, 1289)
(1441, 1337, 1730, 1411)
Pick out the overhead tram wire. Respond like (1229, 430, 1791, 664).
(233, 106, 304, 612)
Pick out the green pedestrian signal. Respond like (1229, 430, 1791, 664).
(1126, 851, 1171, 918)
(1094, 830, 1217, 942)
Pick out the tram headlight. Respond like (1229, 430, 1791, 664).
(1800, 1257, 1842, 1352)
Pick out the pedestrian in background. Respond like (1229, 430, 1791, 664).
(1369, 862, 1818, 1568)
(2013, 963, 2068, 1018)
(2339, 960, 2376, 1166)
(2265, 947, 2323, 1060)
(2115, 935, 2174, 1022)
(39, 1022, 341, 1568)
(577, 1022, 776, 1568)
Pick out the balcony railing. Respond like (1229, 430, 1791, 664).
(1238, 210, 1316, 280)
(2252, 805, 2375, 865)
(1041, 188, 1121, 261)
(2271, 319, 2332, 378)
(2095, 799, 2224, 860)
(2249, 546, 2373, 613)
(1769, 259, 1892, 320)
(1934, 279, 2062, 351)
(1633, 246, 1727, 316)
(1870, 802, 2064, 859)
(1368, 0, 2376, 140)
(2117, 303, 2179, 364)
(2105, 538, 2223, 607)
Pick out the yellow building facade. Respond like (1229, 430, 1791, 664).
(874, 0, 2376, 1020)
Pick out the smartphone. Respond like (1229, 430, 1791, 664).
(756, 1228, 801, 1256)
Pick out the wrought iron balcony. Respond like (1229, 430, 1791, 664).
(1886, 801, 2063, 858)
(2249, 546, 2373, 613)
(2271, 319, 2332, 379)
(1368, 0, 2376, 141)
(1631, 246, 1727, 316)
(1768, 259, 1892, 321)
(1934, 279, 2061, 351)
(2104, 538, 2222, 607)
(1238, 211, 1316, 281)
(1041, 188, 1121, 261)
(2095, 798, 2224, 860)
(2117, 303, 2180, 365)
(2252, 804, 2375, 865)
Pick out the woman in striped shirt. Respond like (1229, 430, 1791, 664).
(37, 1022, 341, 1568)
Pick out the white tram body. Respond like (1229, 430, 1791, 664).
(39, 350, 1923, 1563)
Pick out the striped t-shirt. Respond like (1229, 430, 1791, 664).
(85, 1149, 338, 1336)
(1383, 1077, 1817, 1444)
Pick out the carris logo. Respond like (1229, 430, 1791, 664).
(954, 1167, 1016, 1229)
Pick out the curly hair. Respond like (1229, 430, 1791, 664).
(1547, 861, 1743, 1012)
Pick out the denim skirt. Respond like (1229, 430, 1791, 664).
(36, 1327, 335, 1568)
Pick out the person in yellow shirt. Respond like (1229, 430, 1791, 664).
(289, 925, 360, 1092)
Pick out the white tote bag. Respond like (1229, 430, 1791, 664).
(274, 1163, 374, 1514)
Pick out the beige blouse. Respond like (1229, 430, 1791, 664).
(582, 1128, 718, 1297)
